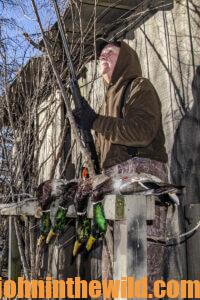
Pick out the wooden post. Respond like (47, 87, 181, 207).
(113, 194, 148, 300)
(8, 216, 21, 281)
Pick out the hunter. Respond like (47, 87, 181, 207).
(74, 39, 169, 291)
(74, 40, 168, 172)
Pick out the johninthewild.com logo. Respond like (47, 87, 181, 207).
(0, 276, 200, 298)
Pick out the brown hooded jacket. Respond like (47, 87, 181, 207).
(92, 41, 168, 169)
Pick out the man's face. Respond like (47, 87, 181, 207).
(99, 44, 120, 79)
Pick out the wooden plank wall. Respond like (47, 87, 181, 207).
(37, 90, 63, 182)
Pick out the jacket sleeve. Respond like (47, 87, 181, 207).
(92, 79, 161, 147)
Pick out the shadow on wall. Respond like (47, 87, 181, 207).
(171, 65, 200, 281)
(171, 65, 200, 206)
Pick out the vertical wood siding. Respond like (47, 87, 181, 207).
(37, 91, 62, 182)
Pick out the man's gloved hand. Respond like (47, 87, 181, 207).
(73, 97, 97, 130)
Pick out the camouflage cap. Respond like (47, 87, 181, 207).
(95, 38, 121, 57)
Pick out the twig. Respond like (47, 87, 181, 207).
(35, 240, 45, 278)
(0, 220, 8, 275)
(14, 217, 30, 279)
(29, 217, 36, 279)
(24, 217, 31, 271)
(23, 32, 45, 52)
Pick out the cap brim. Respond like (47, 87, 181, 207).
(95, 38, 109, 57)
(95, 38, 121, 58)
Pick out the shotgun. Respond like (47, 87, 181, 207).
(50, 0, 100, 174)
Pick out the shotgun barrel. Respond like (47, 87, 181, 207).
(50, 0, 100, 174)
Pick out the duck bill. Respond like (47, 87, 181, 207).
(46, 229, 56, 244)
(73, 240, 82, 256)
(86, 235, 96, 252)
(37, 234, 45, 247)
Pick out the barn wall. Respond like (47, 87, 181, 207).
(37, 90, 63, 182)
(129, 0, 200, 164)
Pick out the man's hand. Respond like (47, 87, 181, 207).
(73, 97, 97, 130)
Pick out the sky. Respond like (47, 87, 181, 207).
(1, 0, 66, 69)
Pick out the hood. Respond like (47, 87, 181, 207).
(110, 41, 142, 85)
